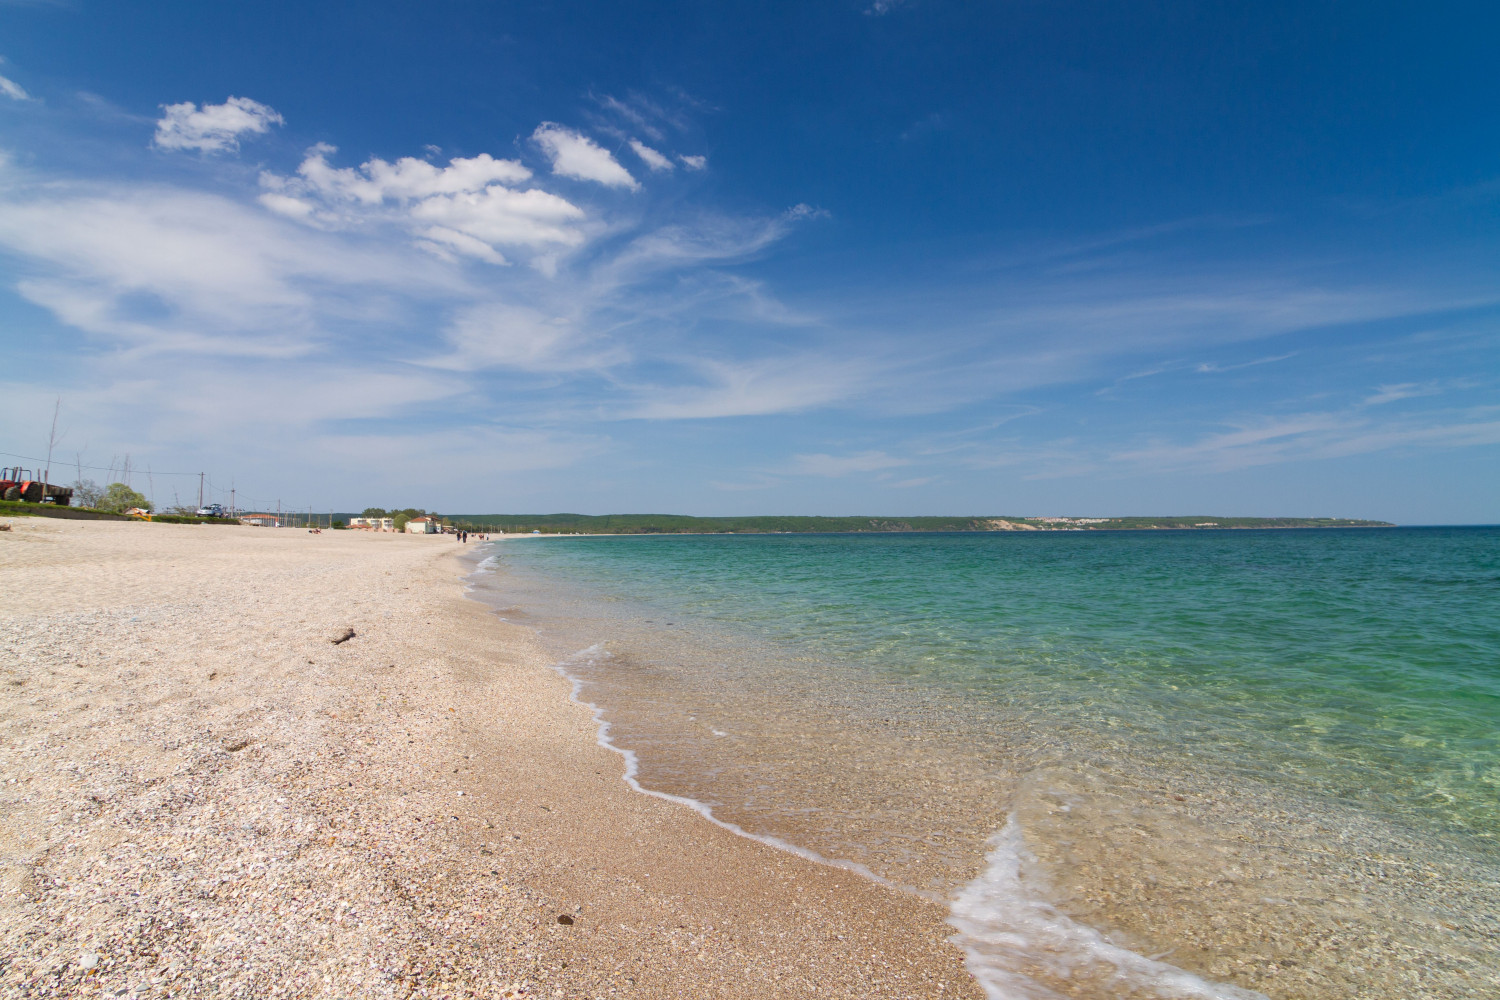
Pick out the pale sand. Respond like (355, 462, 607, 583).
(0, 518, 980, 999)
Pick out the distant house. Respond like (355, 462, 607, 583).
(243, 514, 281, 527)
(350, 517, 395, 531)
(405, 516, 439, 534)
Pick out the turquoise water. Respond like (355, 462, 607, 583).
(490, 527, 1500, 834)
(473, 527, 1500, 999)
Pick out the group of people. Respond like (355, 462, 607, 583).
(453, 530, 488, 543)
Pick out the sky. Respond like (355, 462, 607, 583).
(0, 1, 1496, 522)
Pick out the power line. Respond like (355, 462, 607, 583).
(0, 450, 205, 478)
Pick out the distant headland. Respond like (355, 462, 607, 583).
(447, 514, 1394, 534)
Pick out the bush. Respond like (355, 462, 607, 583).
(98, 482, 151, 514)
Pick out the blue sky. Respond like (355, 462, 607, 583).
(0, 1, 1496, 522)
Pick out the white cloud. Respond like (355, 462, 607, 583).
(408, 185, 585, 249)
(259, 145, 585, 264)
(153, 96, 283, 153)
(531, 123, 638, 190)
(0, 73, 31, 102)
(678, 154, 707, 171)
(288, 145, 531, 204)
(629, 139, 674, 172)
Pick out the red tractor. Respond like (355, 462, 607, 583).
(0, 467, 73, 505)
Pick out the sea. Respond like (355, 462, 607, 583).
(465, 527, 1499, 1000)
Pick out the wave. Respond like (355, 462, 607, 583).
(551, 644, 1264, 1000)
(550, 644, 898, 888)
(949, 818, 1267, 1000)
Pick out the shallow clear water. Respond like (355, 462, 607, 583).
(470, 528, 1500, 999)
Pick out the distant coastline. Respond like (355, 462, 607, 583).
(439, 513, 1395, 534)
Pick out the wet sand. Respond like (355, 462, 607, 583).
(0, 518, 979, 999)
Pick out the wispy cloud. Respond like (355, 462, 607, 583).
(1110, 408, 1500, 474)
(0, 73, 31, 102)
(624, 357, 875, 420)
(0, 56, 34, 102)
(1194, 352, 1297, 373)
(1363, 381, 1446, 406)
(787, 450, 908, 476)
(628, 139, 673, 172)
(0, 182, 455, 356)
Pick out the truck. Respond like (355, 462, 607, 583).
(0, 467, 73, 505)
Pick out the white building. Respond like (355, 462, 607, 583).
(405, 516, 439, 534)
(349, 517, 395, 531)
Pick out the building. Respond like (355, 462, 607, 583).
(349, 517, 395, 531)
(405, 516, 439, 534)
(242, 514, 282, 527)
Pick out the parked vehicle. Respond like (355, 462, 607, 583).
(0, 467, 73, 505)
(196, 503, 228, 518)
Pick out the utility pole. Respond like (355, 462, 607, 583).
(43, 398, 60, 492)
(198, 472, 205, 510)
(231, 486, 236, 517)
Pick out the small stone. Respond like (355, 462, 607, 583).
(79, 952, 99, 971)
(557, 914, 574, 925)
(330, 628, 356, 645)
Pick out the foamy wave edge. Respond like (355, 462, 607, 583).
(950, 818, 1268, 1000)
(551, 645, 896, 888)
(555, 642, 1267, 1000)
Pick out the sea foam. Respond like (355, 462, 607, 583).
(550, 645, 897, 887)
(553, 643, 1264, 1000)
(948, 818, 1266, 1000)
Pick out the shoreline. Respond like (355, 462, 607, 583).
(473, 527, 1500, 1000)
(0, 519, 979, 998)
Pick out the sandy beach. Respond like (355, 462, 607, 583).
(0, 518, 980, 999)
